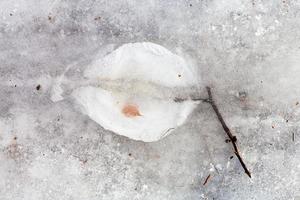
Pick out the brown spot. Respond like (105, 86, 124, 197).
(81, 159, 88, 164)
(13, 136, 17, 140)
(272, 125, 275, 129)
(122, 104, 142, 118)
(178, 74, 181, 78)
(128, 153, 132, 156)
(94, 16, 101, 21)
(36, 84, 41, 90)
(5, 138, 22, 160)
(296, 101, 299, 105)
(48, 14, 55, 23)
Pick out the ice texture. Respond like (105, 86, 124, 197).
(0, 0, 300, 200)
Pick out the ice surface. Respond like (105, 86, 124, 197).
(0, 0, 300, 200)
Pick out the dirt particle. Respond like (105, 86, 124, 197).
(48, 14, 55, 23)
(272, 125, 275, 129)
(178, 74, 181, 78)
(94, 16, 101, 21)
(296, 101, 299, 106)
(230, 156, 234, 159)
(9, 13, 13, 16)
(238, 91, 247, 101)
(128, 153, 132, 156)
(13, 136, 17, 140)
(6, 143, 22, 160)
(82, 159, 88, 164)
(36, 84, 41, 91)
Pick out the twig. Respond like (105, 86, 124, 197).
(292, 132, 295, 142)
(174, 97, 209, 103)
(203, 174, 211, 186)
(205, 87, 251, 178)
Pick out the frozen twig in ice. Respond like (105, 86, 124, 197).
(203, 174, 211, 186)
(205, 87, 251, 178)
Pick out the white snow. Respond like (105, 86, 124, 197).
(73, 42, 199, 142)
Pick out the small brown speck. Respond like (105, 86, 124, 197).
(272, 125, 275, 129)
(94, 16, 101, 21)
(13, 136, 17, 140)
(286, 119, 289, 123)
(48, 14, 55, 23)
(225, 139, 231, 143)
(178, 74, 181, 78)
(36, 84, 41, 90)
(128, 153, 132, 156)
(82, 159, 88, 164)
(296, 102, 299, 105)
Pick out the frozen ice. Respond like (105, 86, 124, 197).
(0, 0, 300, 200)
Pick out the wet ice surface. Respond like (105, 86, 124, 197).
(0, 0, 300, 199)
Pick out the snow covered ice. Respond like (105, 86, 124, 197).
(0, 0, 300, 200)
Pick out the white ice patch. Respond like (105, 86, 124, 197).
(73, 42, 199, 142)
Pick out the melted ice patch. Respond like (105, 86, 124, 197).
(73, 42, 199, 142)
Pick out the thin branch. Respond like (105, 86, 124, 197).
(203, 174, 211, 186)
(292, 132, 295, 142)
(205, 87, 251, 178)
(174, 97, 209, 103)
